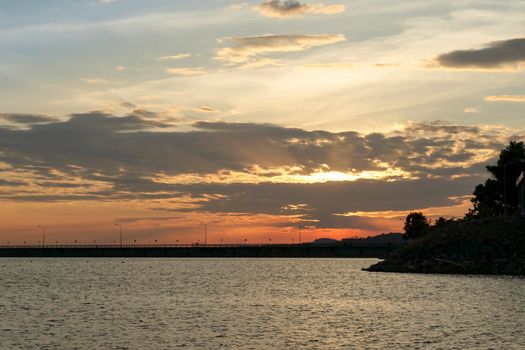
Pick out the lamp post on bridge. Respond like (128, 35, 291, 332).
(201, 223, 208, 245)
(37, 225, 45, 248)
(115, 223, 123, 247)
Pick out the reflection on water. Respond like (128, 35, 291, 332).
(0, 258, 523, 349)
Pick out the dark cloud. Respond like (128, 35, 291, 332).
(121, 102, 137, 109)
(436, 37, 525, 69)
(0, 111, 514, 182)
(129, 109, 159, 119)
(0, 113, 57, 124)
(196, 106, 218, 113)
(115, 216, 181, 223)
(0, 110, 521, 228)
(66, 111, 171, 130)
(255, 1, 345, 18)
(164, 177, 480, 228)
(4, 194, 105, 202)
(0, 179, 27, 186)
(189, 178, 476, 213)
(35, 182, 86, 188)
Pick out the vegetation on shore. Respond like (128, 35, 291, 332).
(366, 141, 525, 275)
(365, 216, 525, 275)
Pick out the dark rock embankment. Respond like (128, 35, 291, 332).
(365, 217, 525, 275)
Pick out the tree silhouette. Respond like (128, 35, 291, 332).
(433, 217, 448, 229)
(403, 212, 430, 240)
(469, 141, 525, 217)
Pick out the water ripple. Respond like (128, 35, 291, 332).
(0, 258, 523, 349)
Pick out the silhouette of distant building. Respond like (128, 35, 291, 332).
(517, 171, 525, 216)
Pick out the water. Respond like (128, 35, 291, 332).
(0, 259, 523, 350)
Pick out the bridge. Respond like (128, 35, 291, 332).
(0, 243, 397, 258)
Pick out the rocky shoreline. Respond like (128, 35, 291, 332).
(364, 217, 525, 276)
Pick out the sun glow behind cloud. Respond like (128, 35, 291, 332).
(1, 0, 525, 243)
(149, 166, 413, 186)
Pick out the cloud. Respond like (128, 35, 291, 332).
(463, 107, 478, 113)
(255, 1, 345, 18)
(435, 37, 525, 69)
(239, 57, 282, 69)
(215, 34, 346, 64)
(166, 67, 206, 75)
(64, 111, 172, 131)
(484, 95, 525, 103)
(195, 106, 219, 113)
(115, 216, 181, 223)
(81, 78, 109, 84)
(227, 2, 248, 11)
(158, 54, 191, 61)
(0, 113, 57, 124)
(115, 65, 126, 71)
(35, 181, 87, 188)
(302, 62, 354, 69)
(0, 111, 522, 228)
(0, 114, 512, 183)
(171, 178, 477, 228)
(0, 179, 26, 187)
(121, 102, 137, 109)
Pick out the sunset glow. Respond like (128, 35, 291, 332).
(1, 0, 524, 244)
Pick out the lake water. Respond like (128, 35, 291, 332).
(0, 258, 523, 349)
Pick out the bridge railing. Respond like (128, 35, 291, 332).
(0, 243, 400, 249)
(0, 243, 324, 249)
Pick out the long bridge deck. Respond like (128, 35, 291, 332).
(0, 243, 397, 258)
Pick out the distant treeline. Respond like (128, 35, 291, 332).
(366, 141, 525, 275)
(311, 233, 405, 247)
(403, 141, 525, 240)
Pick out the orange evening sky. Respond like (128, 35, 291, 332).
(1, 1, 524, 243)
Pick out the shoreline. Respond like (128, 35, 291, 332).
(362, 217, 525, 276)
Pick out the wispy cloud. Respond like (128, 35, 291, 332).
(115, 216, 181, 223)
(485, 95, 525, 102)
(301, 62, 354, 69)
(195, 106, 219, 113)
(463, 107, 478, 113)
(158, 54, 192, 61)
(81, 78, 109, 84)
(239, 57, 283, 69)
(0, 113, 57, 124)
(215, 34, 346, 65)
(227, 2, 248, 11)
(166, 67, 206, 76)
(255, 1, 345, 18)
(435, 37, 525, 70)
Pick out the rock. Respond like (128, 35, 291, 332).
(364, 217, 525, 276)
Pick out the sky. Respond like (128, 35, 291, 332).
(0, 0, 524, 244)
